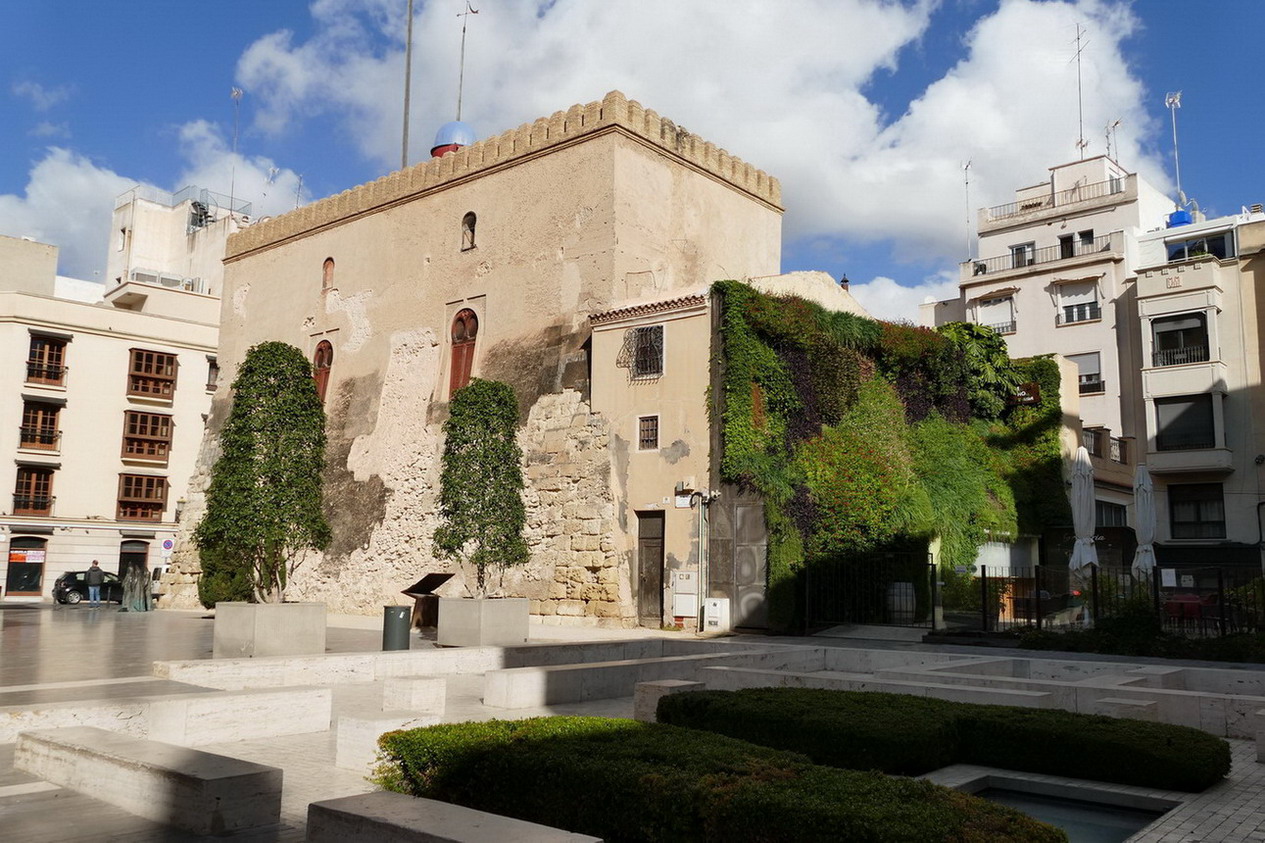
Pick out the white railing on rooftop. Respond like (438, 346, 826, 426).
(984, 176, 1127, 222)
(115, 185, 251, 216)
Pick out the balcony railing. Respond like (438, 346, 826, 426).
(1058, 302, 1102, 325)
(1078, 377, 1105, 395)
(25, 361, 66, 386)
(984, 177, 1126, 222)
(13, 495, 54, 515)
(984, 321, 1016, 335)
(1157, 431, 1216, 452)
(969, 233, 1118, 277)
(18, 427, 61, 450)
(1152, 345, 1210, 367)
(1083, 429, 1129, 464)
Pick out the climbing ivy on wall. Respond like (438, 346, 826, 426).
(713, 281, 1069, 630)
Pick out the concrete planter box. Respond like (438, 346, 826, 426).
(213, 602, 327, 658)
(437, 597, 529, 647)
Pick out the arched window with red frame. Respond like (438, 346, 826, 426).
(313, 341, 333, 402)
(449, 309, 478, 394)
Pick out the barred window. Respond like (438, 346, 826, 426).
(638, 416, 659, 450)
(122, 411, 173, 464)
(117, 474, 168, 521)
(128, 349, 178, 399)
(632, 325, 664, 378)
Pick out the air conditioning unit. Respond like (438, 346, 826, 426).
(131, 270, 159, 285)
(158, 274, 183, 288)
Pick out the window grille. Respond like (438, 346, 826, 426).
(618, 325, 664, 379)
(638, 416, 659, 450)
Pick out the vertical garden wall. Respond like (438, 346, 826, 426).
(712, 281, 1070, 630)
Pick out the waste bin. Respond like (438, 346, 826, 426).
(401, 573, 456, 629)
(382, 605, 412, 651)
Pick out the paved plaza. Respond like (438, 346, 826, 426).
(1, 603, 1263, 841)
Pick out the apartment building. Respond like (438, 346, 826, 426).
(1133, 210, 1265, 564)
(922, 156, 1172, 525)
(0, 185, 233, 599)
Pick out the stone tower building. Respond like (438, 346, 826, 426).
(163, 91, 856, 627)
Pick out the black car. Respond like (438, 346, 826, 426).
(54, 570, 124, 604)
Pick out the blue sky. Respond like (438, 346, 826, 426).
(2, 0, 1262, 320)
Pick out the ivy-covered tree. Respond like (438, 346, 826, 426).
(432, 379, 529, 594)
(195, 342, 331, 606)
(936, 322, 1021, 419)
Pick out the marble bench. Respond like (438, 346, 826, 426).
(15, 726, 282, 835)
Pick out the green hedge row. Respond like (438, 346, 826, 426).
(656, 688, 1230, 792)
(374, 716, 1065, 843)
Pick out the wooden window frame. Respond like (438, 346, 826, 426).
(121, 411, 174, 465)
(14, 466, 55, 515)
(313, 341, 334, 403)
(27, 335, 67, 386)
(637, 415, 660, 451)
(449, 309, 479, 395)
(20, 401, 61, 451)
(117, 474, 169, 521)
(127, 348, 178, 400)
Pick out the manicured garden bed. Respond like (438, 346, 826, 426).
(656, 688, 1231, 792)
(374, 716, 1065, 842)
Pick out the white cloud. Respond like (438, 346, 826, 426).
(30, 121, 69, 139)
(235, 0, 1163, 271)
(0, 148, 139, 280)
(12, 80, 72, 111)
(848, 272, 960, 323)
(174, 120, 306, 220)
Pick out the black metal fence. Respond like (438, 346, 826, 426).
(805, 552, 936, 630)
(941, 565, 1265, 638)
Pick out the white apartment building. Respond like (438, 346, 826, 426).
(0, 186, 236, 600)
(923, 156, 1172, 527)
(1132, 211, 1265, 565)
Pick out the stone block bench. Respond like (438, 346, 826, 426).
(307, 791, 602, 842)
(148, 686, 331, 746)
(336, 712, 442, 773)
(15, 726, 282, 836)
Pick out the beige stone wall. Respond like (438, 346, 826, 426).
(0, 235, 57, 296)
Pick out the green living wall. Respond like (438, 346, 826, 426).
(713, 281, 1070, 630)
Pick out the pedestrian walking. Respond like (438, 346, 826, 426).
(85, 560, 104, 607)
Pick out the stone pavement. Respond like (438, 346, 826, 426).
(1, 603, 1262, 841)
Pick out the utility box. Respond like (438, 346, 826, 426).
(703, 597, 731, 633)
(671, 571, 698, 617)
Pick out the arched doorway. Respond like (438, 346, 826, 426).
(5, 536, 47, 597)
(450, 309, 478, 394)
(313, 341, 334, 403)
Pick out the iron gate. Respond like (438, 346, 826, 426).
(805, 552, 936, 629)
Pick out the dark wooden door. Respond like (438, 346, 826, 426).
(637, 511, 665, 626)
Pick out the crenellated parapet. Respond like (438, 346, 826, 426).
(226, 91, 782, 258)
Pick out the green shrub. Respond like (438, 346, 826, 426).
(374, 717, 1064, 843)
(657, 688, 1230, 792)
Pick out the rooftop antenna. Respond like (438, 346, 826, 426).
(294, 173, 304, 210)
(1105, 119, 1121, 162)
(963, 160, 973, 260)
(229, 87, 243, 218)
(456, 1, 479, 121)
(1071, 24, 1090, 159)
(402, 0, 415, 169)
(1166, 91, 1185, 205)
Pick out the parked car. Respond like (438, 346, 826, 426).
(54, 570, 124, 604)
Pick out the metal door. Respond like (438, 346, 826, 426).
(734, 504, 767, 627)
(636, 511, 665, 626)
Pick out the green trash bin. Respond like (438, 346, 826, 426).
(383, 605, 411, 651)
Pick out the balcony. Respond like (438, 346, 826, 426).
(25, 361, 66, 387)
(1078, 377, 1105, 395)
(1152, 346, 1209, 368)
(12, 495, 54, 516)
(18, 427, 61, 451)
(1147, 447, 1233, 475)
(983, 176, 1129, 225)
(1082, 429, 1128, 464)
(984, 320, 1016, 335)
(963, 232, 1121, 280)
(1057, 302, 1102, 326)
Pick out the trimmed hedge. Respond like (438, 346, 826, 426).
(657, 688, 1231, 792)
(374, 716, 1064, 843)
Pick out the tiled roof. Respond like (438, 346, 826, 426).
(589, 294, 708, 325)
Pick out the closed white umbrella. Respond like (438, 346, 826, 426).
(1069, 445, 1098, 573)
(1131, 464, 1157, 582)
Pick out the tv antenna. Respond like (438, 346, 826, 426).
(1166, 91, 1185, 204)
(456, 2, 479, 121)
(402, 0, 415, 169)
(1071, 24, 1089, 159)
(963, 160, 973, 260)
(1105, 119, 1121, 161)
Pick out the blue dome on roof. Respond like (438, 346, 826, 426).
(432, 120, 476, 150)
